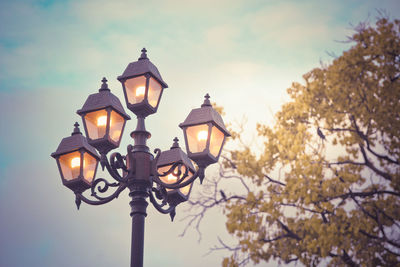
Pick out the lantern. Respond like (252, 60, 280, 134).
(156, 138, 196, 205)
(179, 94, 230, 167)
(117, 48, 168, 117)
(77, 77, 130, 154)
(51, 123, 100, 193)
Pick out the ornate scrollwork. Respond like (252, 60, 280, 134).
(77, 182, 127, 208)
(100, 150, 131, 182)
(91, 178, 120, 200)
(77, 143, 204, 221)
(110, 152, 128, 172)
(148, 186, 176, 221)
(152, 149, 189, 186)
(157, 161, 189, 183)
(152, 186, 167, 201)
(151, 151, 205, 190)
(153, 148, 162, 164)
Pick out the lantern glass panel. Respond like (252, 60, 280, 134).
(158, 164, 178, 191)
(186, 124, 209, 153)
(178, 170, 193, 196)
(109, 110, 124, 142)
(209, 126, 225, 157)
(125, 76, 146, 105)
(59, 151, 81, 180)
(84, 109, 108, 140)
(158, 165, 193, 196)
(83, 152, 97, 183)
(148, 77, 162, 108)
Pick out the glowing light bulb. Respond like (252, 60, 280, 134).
(71, 157, 81, 168)
(197, 130, 208, 141)
(167, 174, 176, 182)
(97, 116, 107, 126)
(136, 86, 145, 97)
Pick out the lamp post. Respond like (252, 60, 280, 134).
(51, 48, 230, 267)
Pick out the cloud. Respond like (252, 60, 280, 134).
(204, 24, 240, 52)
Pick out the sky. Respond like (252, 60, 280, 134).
(0, 0, 399, 266)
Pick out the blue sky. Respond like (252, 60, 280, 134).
(1, 0, 399, 266)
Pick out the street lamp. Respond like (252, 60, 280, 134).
(179, 93, 230, 179)
(76, 77, 131, 155)
(51, 122, 100, 193)
(117, 48, 168, 117)
(156, 137, 196, 206)
(51, 48, 230, 267)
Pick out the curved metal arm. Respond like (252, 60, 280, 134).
(148, 187, 177, 221)
(75, 182, 127, 208)
(91, 177, 121, 201)
(110, 152, 128, 172)
(100, 153, 126, 182)
(152, 148, 206, 189)
(148, 188, 175, 214)
(162, 161, 189, 178)
(153, 167, 205, 190)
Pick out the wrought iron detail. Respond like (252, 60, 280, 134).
(91, 178, 120, 200)
(110, 152, 128, 172)
(77, 183, 127, 207)
(148, 186, 176, 221)
(51, 50, 230, 267)
(151, 150, 205, 189)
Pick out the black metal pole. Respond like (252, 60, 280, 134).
(128, 116, 152, 267)
(129, 181, 149, 267)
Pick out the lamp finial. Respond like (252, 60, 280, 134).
(72, 122, 82, 135)
(139, 48, 148, 60)
(171, 137, 180, 149)
(99, 77, 110, 92)
(201, 93, 212, 107)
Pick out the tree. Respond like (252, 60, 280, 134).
(185, 18, 400, 266)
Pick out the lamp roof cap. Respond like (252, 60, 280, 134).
(157, 138, 196, 172)
(117, 48, 168, 88)
(51, 122, 100, 159)
(179, 94, 231, 136)
(77, 77, 131, 120)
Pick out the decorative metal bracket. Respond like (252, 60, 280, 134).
(148, 187, 176, 221)
(75, 149, 131, 209)
(151, 148, 205, 189)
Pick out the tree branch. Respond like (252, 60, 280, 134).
(359, 144, 392, 181)
(328, 160, 365, 166)
(264, 174, 286, 186)
(277, 219, 301, 241)
(261, 234, 290, 243)
(350, 114, 398, 165)
(341, 250, 357, 267)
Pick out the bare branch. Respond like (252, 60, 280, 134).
(328, 189, 400, 202)
(179, 208, 205, 242)
(384, 247, 400, 257)
(285, 257, 299, 264)
(216, 236, 242, 251)
(264, 174, 286, 186)
(328, 160, 365, 166)
(219, 166, 251, 193)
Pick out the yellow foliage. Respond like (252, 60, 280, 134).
(218, 18, 400, 267)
